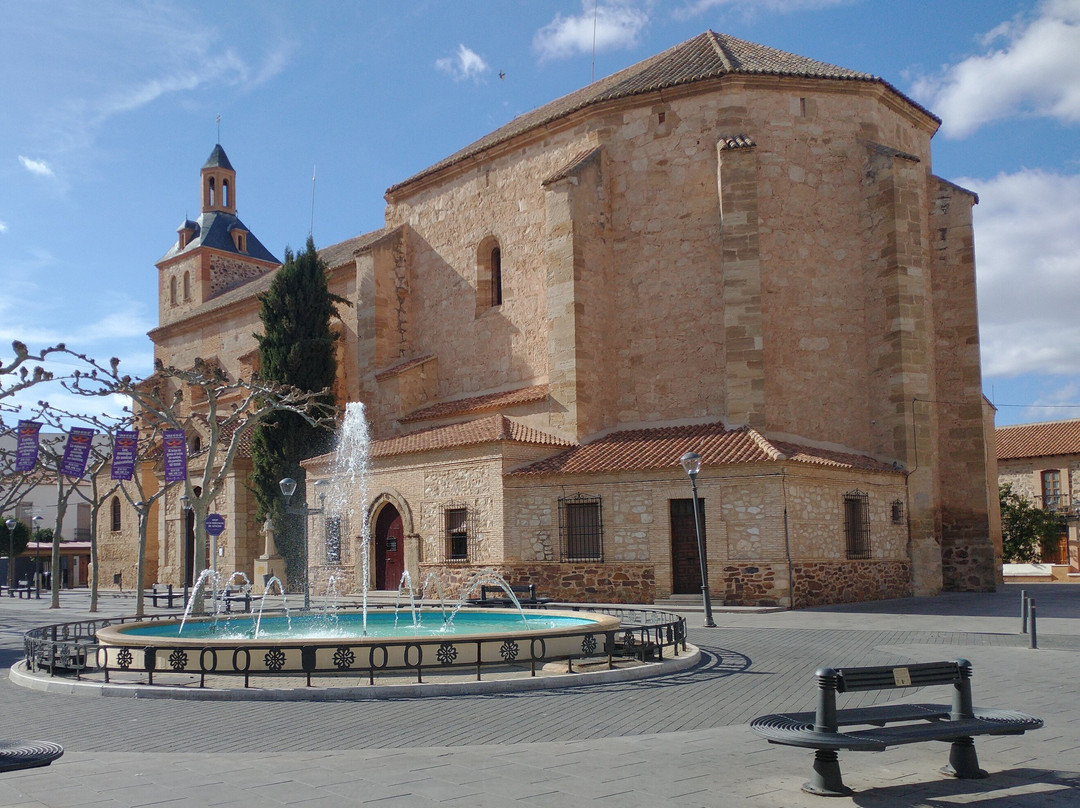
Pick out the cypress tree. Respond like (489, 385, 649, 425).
(250, 236, 346, 587)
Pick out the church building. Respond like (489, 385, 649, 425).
(104, 31, 1000, 607)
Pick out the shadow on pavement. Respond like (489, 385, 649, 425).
(805, 583, 1079, 620)
(851, 767, 1080, 807)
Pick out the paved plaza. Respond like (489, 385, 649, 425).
(2, 584, 1078, 807)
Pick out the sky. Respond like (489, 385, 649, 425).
(1, 0, 1078, 428)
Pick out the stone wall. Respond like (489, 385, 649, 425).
(791, 560, 912, 608)
(422, 562, 655, 604)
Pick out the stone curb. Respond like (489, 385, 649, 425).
(8, 643, 701, 701)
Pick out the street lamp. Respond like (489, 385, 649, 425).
(179, 495, 191, 604)
(4, 517, 15, 591)
(680, 451, 716, 627)
(31, 515, 43, 597)
(279, 478, 328, 610)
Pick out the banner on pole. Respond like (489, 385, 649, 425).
(111, 429, 139, 481)
(14, 420, 43, 472)
(60, 427, 95, 478)
(162, 429, 188, 483)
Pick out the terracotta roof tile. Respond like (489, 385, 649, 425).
(401, 384, 549, 423)
(996, 419, 1080, 460)
(387, 31, 935, 196)
(541, 147, 602, 186)
(370, 414, 573, 459)
(510, 422, 899, 475)
(717, 134, 755, 150)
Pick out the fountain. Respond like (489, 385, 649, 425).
(92, 402, 624, 680)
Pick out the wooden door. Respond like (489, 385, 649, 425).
(670, 498, 705, 594)
(375, 505, 405, 590)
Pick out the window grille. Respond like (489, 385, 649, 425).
(891, 499, 905, 525)
(558, 494, 604, 562)
(490, 246, 502, 307)
(325, 516, 342, 564)
(443, 504, 471, 564)
(843, 490, 871, 559)
(111, 497, 122, 532)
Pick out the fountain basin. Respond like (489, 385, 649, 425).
(95, 609, 622, 677)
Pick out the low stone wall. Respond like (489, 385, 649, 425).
(792, 560, 912, 608)
(421, 562, 656, 604)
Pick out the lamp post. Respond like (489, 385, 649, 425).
(179, 495, 191, 605)
(680, 451, 716, 627)
(279, 478, 328, 610)
(31, 515, 43, 597)
(4, 518, 15, 591)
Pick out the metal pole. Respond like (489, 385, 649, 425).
(1029, 600, 1038, 649)
(689, 476, 716, 627)
(303, 503, 310, 611)
(1021, 589, 1028, 633)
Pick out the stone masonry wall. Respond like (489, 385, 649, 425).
(422, 562, 655, 604)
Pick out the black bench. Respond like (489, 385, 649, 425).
(215, 585, 252, 613)
(0, 740, 64, 773)
(3, 580, 34, 599)
(750, 659, 1042, 796)
(466, 584, 552, 608)
(146, 583, 181, 608)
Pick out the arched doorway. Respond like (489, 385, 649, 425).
(374, 504, 404, 590)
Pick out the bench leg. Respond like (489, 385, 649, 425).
(803, 749, 852, 797)
(941, 737, 988, 779)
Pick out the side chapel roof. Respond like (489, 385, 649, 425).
(997, 419, 1080, 460)
(388, 30, 937, 195)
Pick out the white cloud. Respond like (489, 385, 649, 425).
(18, 156, 54, 178)
(534, 1, 648, 61)
(911, 0, 1080, 137)
(0, 221, 7, 234)
(970, 169, 1080, 378)
(674, 0, 848, 20)
(435, 44, 490, 83)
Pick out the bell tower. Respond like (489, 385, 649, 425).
(201, 144, 236, 215)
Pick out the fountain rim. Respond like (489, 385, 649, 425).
(95, 607, 621, 648)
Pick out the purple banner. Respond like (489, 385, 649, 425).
(162, 429, 188, 483)
(60, 427, 95, 478)
(14, 420, 42, 472)
(111, 429, 139, 481)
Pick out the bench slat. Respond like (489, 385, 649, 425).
(836, 661, 961, 692)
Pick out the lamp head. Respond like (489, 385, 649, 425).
(279, 477, 297, 504)
(4, 518, 15, 531)
(680, 451, 702, 479)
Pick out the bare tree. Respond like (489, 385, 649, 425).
(67, 356, 337, 614)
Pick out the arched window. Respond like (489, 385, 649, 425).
(490, 246, 502, 307)
(222, 179, 230, 209)
(208, 177, 216, 207)
(476, 236, 503, 313)
(169, 277, 178, 306)
(192, 435, 201, 453)
(111, 496, 122, 531)
(183, 271, 191, 301)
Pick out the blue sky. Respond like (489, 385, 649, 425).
(1, 0, 1078, 428)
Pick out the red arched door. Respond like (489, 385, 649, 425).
(375, 505, 404, 591)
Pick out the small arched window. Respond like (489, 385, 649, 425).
(170, 277, 178, 306)
(192, 435, 202, 453)
(222, 179, 230, 209)
(111, 496, 122, 531)
(183, 271, 191, 301)
(490, 246, 502, 307)
(208, 177, 216, 207)
(476, 236, 503, 314)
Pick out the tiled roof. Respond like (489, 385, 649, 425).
(158, 210, 280, 265)
(997, 419, 1080, 460)
(189, 413, 254, 459)
(370, 414, 573, 459)
(387, 30, 935, 196)
(203, 144, 234, 170)
(510, 422, 899, 476)
(400, 384, 549, 423)
(717, 134, 755, 151)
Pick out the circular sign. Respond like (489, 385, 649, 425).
(205, 513, 226, 536)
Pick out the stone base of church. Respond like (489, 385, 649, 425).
(790, 560, 912, 609)
(422, 562, 657, 604)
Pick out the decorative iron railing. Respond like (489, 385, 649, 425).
(23, 606, 687, 688)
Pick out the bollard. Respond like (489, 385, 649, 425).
(1029, 600, 1038, 649)
(1021, 589, 1028, 634)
